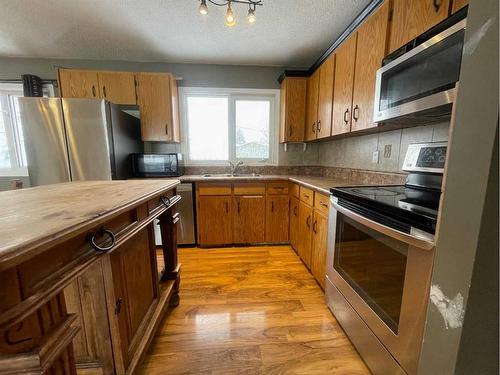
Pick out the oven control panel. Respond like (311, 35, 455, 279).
(403, 142, 447, 174)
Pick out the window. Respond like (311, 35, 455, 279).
(181, 88, 279, 165)
(0, 83, 54, 174)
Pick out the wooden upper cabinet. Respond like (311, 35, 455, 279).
(135, 72, 180, 143)
(389, 0, 451, 53)
(265, 195, 290, 243)
(305, 70, 320, 141)
(97, 71, 137, 105)
(58, 69, 100, 99)
(197, 196, 233, 246)
(233, 195, 266, 244)
(452, 0, 468, 13)
(331, 33, 358, 136)
(316, 54, 335, 139)
(351, 1, 390, 132)
(279, 77, 307, 143)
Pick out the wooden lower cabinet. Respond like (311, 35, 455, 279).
(234, 195, 266, 244)
(197, 196, 233, 246)
(109, 227, 158, 371)
(310, 211, 329, 289)
(297, 201, 314, 268)
(265, 195, 290, 243)
(289, 197, 300, 251)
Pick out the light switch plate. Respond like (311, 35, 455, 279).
(372, 150, 380, 163)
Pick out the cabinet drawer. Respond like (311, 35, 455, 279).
(290, 183, 300, 198)
(299, 186, 314, 205)
(234, 182, 265, 195)
(198, 183, 232, 196)
(267, 181, 289, 195)
(314, 192, 330, 215)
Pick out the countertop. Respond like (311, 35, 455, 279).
(0, 180, 179, 267)
(149, 174, 384, 195)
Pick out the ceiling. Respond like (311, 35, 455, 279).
(0, 0, 371, 67)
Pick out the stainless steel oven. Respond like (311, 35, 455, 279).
(374, 16, 466, 124)
(326, 142, 446, 375)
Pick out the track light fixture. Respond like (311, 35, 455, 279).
(197, 0, 262, 26)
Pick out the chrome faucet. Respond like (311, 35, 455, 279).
(229, 160, 243, 176)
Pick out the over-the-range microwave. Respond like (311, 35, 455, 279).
(374, 8, 467, 124)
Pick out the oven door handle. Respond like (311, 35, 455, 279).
(332, 200, 435, 250)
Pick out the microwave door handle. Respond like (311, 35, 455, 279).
(331, 200, 434, 250)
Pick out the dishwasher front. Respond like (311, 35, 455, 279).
(154, 182, 196, 246)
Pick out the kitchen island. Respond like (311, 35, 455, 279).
(0, 180, 181, 375)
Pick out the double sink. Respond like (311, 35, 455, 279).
(202, 173, 261, 178)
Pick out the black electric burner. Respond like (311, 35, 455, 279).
(330, 180, 442, 235)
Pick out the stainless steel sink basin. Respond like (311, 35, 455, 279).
(202, 173, 261, 178)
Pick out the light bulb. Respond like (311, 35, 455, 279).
(225, 4, 236, 26)
(199, 0, 208, 15)
(247, 8, 256, 23)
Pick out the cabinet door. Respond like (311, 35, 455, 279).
(198, 196, 233, 246)
(316, 54, 335, 139)
(110, 226, 158, 369)
(135, 72, 176, 142)
(279, 77, 307, 142)
(389, 0, 451, 53)
(452, 0, 468, 13)
(331, 34, 357, 136)
(297, 201, 313, 268)
(289, 197, 300, 251)
(265, 195, 290, 243)
(310, 211, 328, 289)
(233, 195, 266, 244)
(98, 71, 137, 105)
(58, 69, 100, 99)
(351, 1, 390, 132)
(169, 76, 181, 143)
(305, 70, 320, 141)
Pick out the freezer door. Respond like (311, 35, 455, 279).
(18, 98, 71, 186)
(63, 99, 112, 181)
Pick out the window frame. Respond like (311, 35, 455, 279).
(179, 87, 280, 166)
(0, 82, 55, 176)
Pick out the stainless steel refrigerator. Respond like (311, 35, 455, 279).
(18, 98, 143, 186)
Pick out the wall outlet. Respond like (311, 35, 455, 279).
(384, 144, 392, 158)
(372, 150, 380, 163)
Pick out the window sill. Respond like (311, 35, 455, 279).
(0, 168, 28, 177)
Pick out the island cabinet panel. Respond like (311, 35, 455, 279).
(279, 77, 307, 143)
(310, 211, 329, 289)
(109, 226, 158, 370)
(58, 69, 101, 99)
(97, 71, 137, 105)
(265, 195, 290, 243)
(389, 0, 451, 53)
(289, 196, 300, 252)
(332, 33, 357, 136)
(351, 1, 390, 132)
(297, 201, 314, 268)
(197, 196, 233, 246)
(233, 195, 266, 244)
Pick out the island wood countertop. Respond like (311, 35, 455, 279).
(0, 179, 179, 270)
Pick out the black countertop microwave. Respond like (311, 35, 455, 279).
(131, 153, 184, 177)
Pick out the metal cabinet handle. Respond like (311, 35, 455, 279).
(306, 215, 311, 228)
(237, 200, 240, 214)
(165, 123, 169, 135)
(160, 196, 171, 207)
(313, 220, 318, 234)
(303, 194, 310, 199)
(288, 127, 293, 137)
(317, 120, 321, 132)
(271, 201, 274, 212)
(343, 108, 350, 124)
(103, 85, 107, 98)
(88, 227, 116, 252)
(312, 122, 316, 133)
(92, 85, 96, 97)
(225, 201, 229, 214)
(353, 105, 359, 122)
(320, 202, 328, 208)
(293, 206, 298, 216)
(115, 298, 123, 315)
(433, 0, 441, 12)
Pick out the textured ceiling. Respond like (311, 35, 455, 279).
(0, 0, 371, 67)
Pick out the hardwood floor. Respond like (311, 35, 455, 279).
(138, 246, 370, 374)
